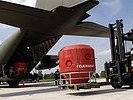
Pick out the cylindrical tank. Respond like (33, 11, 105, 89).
(59, 44, 95, 84)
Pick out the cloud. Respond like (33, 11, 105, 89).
(0, 40, 2, 45)
(97, 49, 111, 56)
(0, 0, 36, 41)
(102, 0, 122, 17)
(0, 24, 16, 30)
(2, 0, 36, 7)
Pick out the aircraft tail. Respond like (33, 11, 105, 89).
(61, 22, 109, 37)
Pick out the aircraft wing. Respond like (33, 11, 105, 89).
(63, 22, 109, 37)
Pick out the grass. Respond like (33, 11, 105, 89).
(39, 78, 55, 82)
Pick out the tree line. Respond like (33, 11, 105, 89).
(38, 70, 106, 80)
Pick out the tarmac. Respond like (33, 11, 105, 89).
(0, 80, 132, 100)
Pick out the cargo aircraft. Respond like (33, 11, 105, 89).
(0, 0, 108, 87)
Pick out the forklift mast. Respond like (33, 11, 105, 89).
(109, 20, 125, 61)
(105, 20, 133, 88)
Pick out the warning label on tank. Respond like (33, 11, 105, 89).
(77, 64, 94, 68)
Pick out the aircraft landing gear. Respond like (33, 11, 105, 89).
(7, 80, 20, 88)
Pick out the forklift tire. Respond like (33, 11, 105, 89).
(129, 81, 133, 88)
(7, 80, 20, 88)
(129, 84, 133, 89)
(128, 75, 133, 88)
(111, 83, 122, 89)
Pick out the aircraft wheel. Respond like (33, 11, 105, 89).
(129, 84, 133, 88)
(111, 83, 122, 89)
(111, 78, 122, 89)
(7, 80, 20, 88)
(129, 77, 133, 88)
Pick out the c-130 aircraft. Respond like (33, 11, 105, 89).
(0, 0, 108, 87)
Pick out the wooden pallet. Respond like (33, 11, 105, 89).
(59, 82, 100, 90)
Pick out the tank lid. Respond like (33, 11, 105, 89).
(60, 44, 93, 51)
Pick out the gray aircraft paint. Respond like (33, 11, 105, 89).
(0, 30, 24, 65)
(36, 0, 82, 10)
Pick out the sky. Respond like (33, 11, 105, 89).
(0, 0, 133, 74)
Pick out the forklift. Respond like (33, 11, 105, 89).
(105, 20, 133, 88)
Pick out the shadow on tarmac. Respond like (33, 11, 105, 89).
(0, 83, 132, 97)
(0, 87, 62, 97)
(0, 82, 55, 88)
(68, 87, 129, 96)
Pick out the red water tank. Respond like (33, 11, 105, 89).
(59, 44, 95, 84)
(14, 62, 27, 74)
